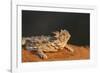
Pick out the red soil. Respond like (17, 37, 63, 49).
(22, 45, 89, 62)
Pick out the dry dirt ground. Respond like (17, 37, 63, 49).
(22, 44, 90, 62)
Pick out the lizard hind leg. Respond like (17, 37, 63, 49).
(37, 49, 48, 59)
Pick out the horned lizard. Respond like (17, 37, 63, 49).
(22, 29, 74, 59)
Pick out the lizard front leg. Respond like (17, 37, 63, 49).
(65, 44, 74, 52)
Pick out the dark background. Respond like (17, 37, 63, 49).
(22, 10, 90, 46)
